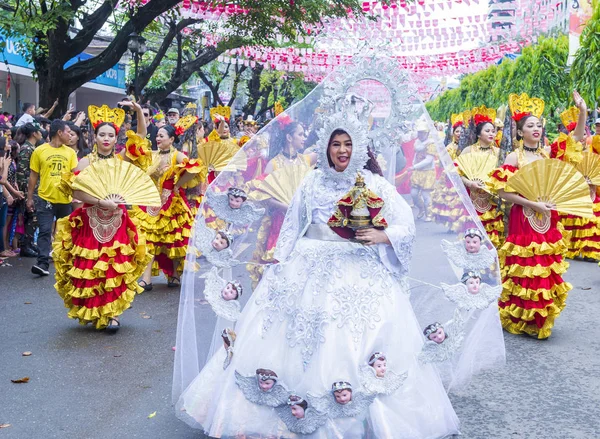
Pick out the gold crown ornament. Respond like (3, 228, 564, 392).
(174, 114, 199, 136)
(210, 105, 231, 122)
(274, 101, 284, 116)
(508, 93, 545, 121)
(471, 105, 497, 126)
(450, 113, 463, 129)
(462, 109, 472, 127)
(559, 106, 580, 132)
(88, 105, 126, 129)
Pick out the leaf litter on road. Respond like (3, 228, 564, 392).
(11, 377, 29, 383)
(148, 411, 156, 419)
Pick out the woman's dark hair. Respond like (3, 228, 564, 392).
(515, 114, 537, 141)
(20, 123, 41, 140)
(68, 123, 90, 159)
(326, 129, 383, 176)
(159, 124, 179, 143)
(13, 127, 26, 145)
(269, 121, 302, 160)
(475, 121, 494, 138)
(9, 140, 19, 161)
(93, 121, 118, 135)
(39, 129, 48, 144)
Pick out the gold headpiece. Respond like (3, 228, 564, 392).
(174, 114, 198, 134)
(471, 105, 496, 126)
(210, 105, 231, 122)
(462, 109, 472, 127)
(450, 113, 463, 128)
(508, 93, 545, 119)
(88, 105, 126, 129)
(274, 102, 284, 116)
(560, 106, 580, 132)
(185, 102, 197, 111)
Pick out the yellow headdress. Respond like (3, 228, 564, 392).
(559, 106, 580, 132)
(462, 109, 472, 127)
(471, 105, 497, 126)
(274, 102, 284, 117)
(210, 105, 231, 123)
(174, 114, 199, 136)
(508, 93, 545, 120)
(88, 105, 126, 130)
(450, 113, 463, 129)
(182, 102, 198, 117)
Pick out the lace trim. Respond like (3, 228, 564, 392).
(87, 206, 123, 243)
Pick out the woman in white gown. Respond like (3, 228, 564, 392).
(176, 110, 461, 438)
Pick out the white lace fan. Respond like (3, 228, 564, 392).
(72, 159, 161, 206)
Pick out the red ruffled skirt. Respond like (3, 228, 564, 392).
(559, 195, 600, 260)
(52, 205, 151, 329)
(498, 205, 571, 339)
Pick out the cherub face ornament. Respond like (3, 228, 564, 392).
(291, 404, 305, 419)
(333, 389, 352, 405)
(258, 379, 275, 392)
(465, 276, 481, 295)
(428, 327, 446, 344)
(228, 194, 245, 209)
(372, 358, 387, 378)
(212, 232, 230, 251)
(221, 282, 239, 301)
(464, 235, 482, 254)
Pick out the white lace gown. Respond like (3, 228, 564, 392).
(177, 169, 460, 438)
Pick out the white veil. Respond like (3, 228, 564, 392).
(173, 56, 505, 414)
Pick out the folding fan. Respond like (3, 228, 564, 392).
(456, 152, 498, 184)
(250, 165, 311, 206)
(72, 159, 161, 206)
(197, 142, 247, 172)
(506, 158, 592, 218)
(576, 152, 600, 186)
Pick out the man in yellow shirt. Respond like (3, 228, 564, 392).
(26, 120, 77, 276)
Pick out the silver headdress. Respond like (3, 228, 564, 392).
(227, 187, 247, 200)
(423, 322, 443, 338)
(464, 228, 484, 241)
(461, 270, 481, 284)
(368, 352, 386, 366)
(331, 381, 353, 392)
(287, 395, 306, 406)
(217, 229, 234, 246)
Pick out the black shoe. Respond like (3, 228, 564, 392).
(138, 280, 153, 292)
(31, 265, 49, 276)
(20, 247, 38, 258)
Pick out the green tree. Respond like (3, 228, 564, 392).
(571, 0, 600, 105)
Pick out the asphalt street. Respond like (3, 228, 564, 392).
(1, 219, 599, 439)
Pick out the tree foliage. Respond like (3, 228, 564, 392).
(571, 0, 600, 105)
(426, 35, 571, 128)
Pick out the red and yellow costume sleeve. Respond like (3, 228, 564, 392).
(487, 164, 518, 193)
(175, 157, 207, 189)
(125, 130, 153, 171)
(550, 133, 583, 165)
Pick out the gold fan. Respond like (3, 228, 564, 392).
(506, 159, 592, 218)
(72, 159, 161, 206)
(576, 152, 600, 186)
(250, 165, 311, 206)
(456, 152, 498, 185)
(197, 142, 247, 172)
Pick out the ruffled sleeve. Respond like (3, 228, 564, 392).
(125, 130, 152, 171)
(550, 132, 583, 165)
(487, 164, 518, 193)
(175, 157, 207, 189)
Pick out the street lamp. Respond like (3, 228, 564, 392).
(128, 32, 147, 100)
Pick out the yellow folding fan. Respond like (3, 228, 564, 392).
(456, 152, 499, 187)
(506, 159, 593, 218)
(197, 142, 247, 173)
(576, 152, 600, 186)
(249, 165, 311, 206)
(72, 159, 161, 206)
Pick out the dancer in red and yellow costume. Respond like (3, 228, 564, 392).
(459, 106, 504, 247)
(52, 102, 155, 331)
(431, 113, 468, 232)
(488, 93, 582, 339)
(247, 116, 314, 286)
(135, 116, 206, 290)
(554, 102, 600, 261)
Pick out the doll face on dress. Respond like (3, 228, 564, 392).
(228, 194, 245, 209)
(291, 405, 305, 419)
(333, 389, 352, 405)
(372, 359, 387, 378)
(212, 233, 229, 251)
(258, 379, 275, 392)
(428, 327, 446, 344)
(221, 283, 238, 301)
(465, 277, 481, 295)
(464, 235, 482, 254)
